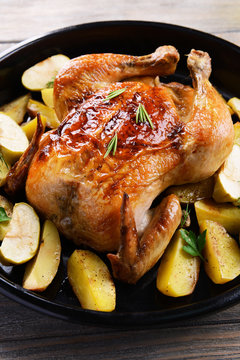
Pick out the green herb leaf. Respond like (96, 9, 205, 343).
(181, 204, 191, 227)
(136, 103, 154, 129)
(0, 152, 9, 169)
(104, 133, 118, 158)
(46, 77, 55, 88)
(0, 207, 11, 222)
(103, 88, 126, 102)
(180, 228, 206, 261)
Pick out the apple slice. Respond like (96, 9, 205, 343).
(0, 94, 31, 124)
(0, 113, 29, 164)
(0, 195, 13, 240)
(0, 202, 40, 264)
(21, 54, 70, 91)
(23, 220, 61, 292)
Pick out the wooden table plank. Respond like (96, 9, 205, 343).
(0, 0, 240, 45)
(0, 0, 240, 359)
(1, 292, 240, 360)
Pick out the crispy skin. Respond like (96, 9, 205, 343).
(26, 48, 234, 268)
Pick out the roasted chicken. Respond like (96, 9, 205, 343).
(24, 46, 234, 283)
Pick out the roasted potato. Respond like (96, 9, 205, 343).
(67, 250, 116, 312)
(41, 88, 54, 108)
(166, 177, 214, 204)
(23, 220, 61, 291)
(27, 99, 60, 129)
(156, 229, 200, 297)
(21, 115, 47, 140)
(0, 203, 40, 264)
(195, 198, 240, 235)
(200, 220, 240, 284)
(228, 97, 240, 120)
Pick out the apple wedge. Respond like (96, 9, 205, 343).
(0, 195, 13, 240)
(0, 113, 29, 164)
(0, 202, 40, 264)
(21, 54, 70, 91)
(23, 220, 61, 292)
(0, 94, 31, 124)
(213, 122, 240, 204)
(67, 250, 116, 312)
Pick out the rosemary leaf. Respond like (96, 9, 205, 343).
(46, 77, 55, 88)
(135, 103, 154, 129)
(104, 133, 118, 158)
(103, 88, 126, 102)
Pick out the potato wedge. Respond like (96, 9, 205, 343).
(67, 250, 116, 312)
(0, 113, 29, 164)
(21, 115, 47, 140)
(213, 122, 240, 203)
(0, 195, 13, 240)
(27, 99, 60, 129)
(41, 88, 54, 108)
(166, 177, 214, 204)
(195, 199, 240, 235)
(156, 229, 200, 297)
(23, 220, 61, 291)
(0, 94, 31, 124)
(21, 54, 70, 91)
(0, 202, 40, 264)
(200, 220, 240, 284)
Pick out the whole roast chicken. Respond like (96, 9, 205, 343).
(23, 46, 233, 283)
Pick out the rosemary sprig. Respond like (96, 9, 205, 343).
(104, 133, 118, 158)
(0, 152, 9, 169)
(180, 228, 206, 262)
(181, 204, 191, 227)
(103, 88, 126, 102)
(136, 103, 154, 129)
(46, 77, 55, 88)
(0, 207, 11, 222)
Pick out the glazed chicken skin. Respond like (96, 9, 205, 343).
(25, 46, 234, 283)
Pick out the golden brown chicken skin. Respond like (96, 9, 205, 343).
(25, 46, 234, 283)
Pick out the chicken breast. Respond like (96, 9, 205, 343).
(25, 46, 234, 283)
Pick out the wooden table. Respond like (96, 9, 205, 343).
(1, 1, 240, 359)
